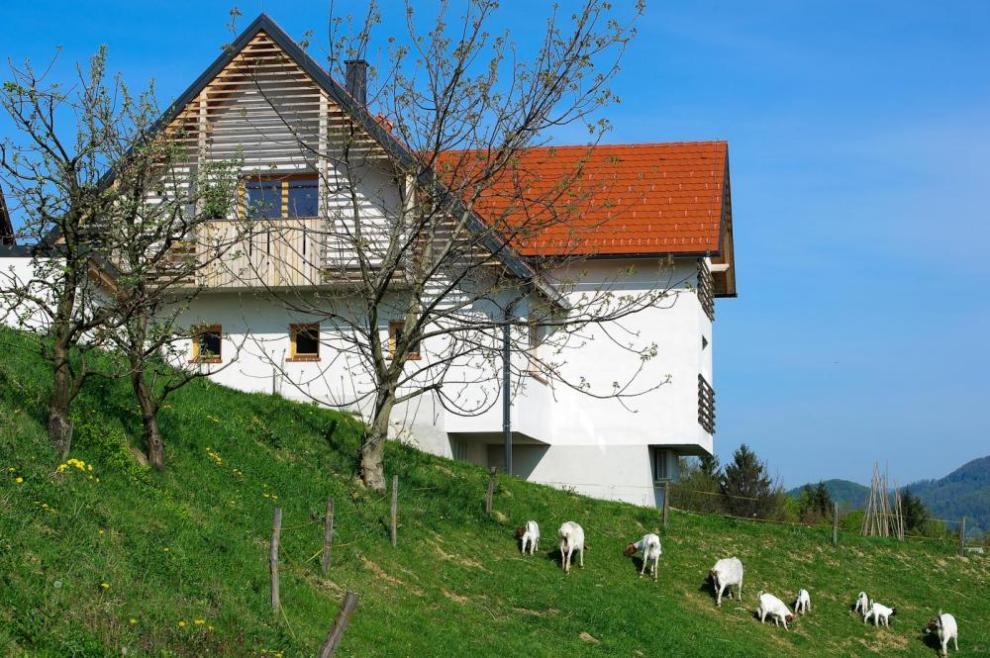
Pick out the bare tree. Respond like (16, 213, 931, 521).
(221, 0, 692, 493)
(0, 48, 242, 465)
(0, 49, 129, 457)
(97, 118, 242, 469)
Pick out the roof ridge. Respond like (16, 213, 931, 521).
(443, 141, 727, 154)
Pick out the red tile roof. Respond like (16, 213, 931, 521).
(436, 141, 729, 257)
(438, 141, 728, 256)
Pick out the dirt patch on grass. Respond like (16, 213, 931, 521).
(428, 539, 488, 571)
(443, 589, 471, 604)
(578, 631, 600, 644)
(359, 555, 405, 587)
(512, 607, 559, 617)
(856, 630, 910, 652)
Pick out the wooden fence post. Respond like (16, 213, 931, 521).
(270, 506, 282, 611)
(832, 502, 839, 546)
(321, 497, 335, 576)
(959, 517, 966, 557)
(317, 591, 359, 658)
(661, 481, 670, 529)
(485, 466, 497, 516)
(390, 475, 398, 547)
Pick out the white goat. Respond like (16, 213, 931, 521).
(864, 602, 897, 627)
(757, 591, 795, 630)
(709, 557, 744, 607)
(624, 533, 662, 580)
(515, 521, 540, 555)
(558, 522, 585, 573)
(926, 611, 959, 656)
(854, 591, 870, 616)
(794, 588, 811, 615)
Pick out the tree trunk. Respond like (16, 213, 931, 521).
(132, 368, 164, 470)
(360, 392, 395, 491)
(49, 341, 74, 459)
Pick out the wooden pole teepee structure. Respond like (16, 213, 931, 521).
(861, 462, 904, 539)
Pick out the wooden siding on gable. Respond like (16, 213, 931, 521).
(155, 30, 405, 290)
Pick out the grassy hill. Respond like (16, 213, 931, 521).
(1, 325, 988, 657)
(787, 479, 870, 510)
(907, 457, 990, 535)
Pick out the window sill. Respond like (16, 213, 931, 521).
(190, 358, 222, 365)
(286, 356, 321, 363)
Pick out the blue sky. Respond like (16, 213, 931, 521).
(2, 1, 988, 487)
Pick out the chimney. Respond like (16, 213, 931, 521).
(344, 59, 368, 105)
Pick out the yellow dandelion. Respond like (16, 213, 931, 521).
(177, 620, 187, 628)
(98, 529, 105, 535)
(207, 625, 215, 631)
(14, 477, 23, 484)
(129, 618, 137, 625)
(7, 466, 16, 472)
(87, 464, 93, 472)
(100, 582, 110, 590)
(193, 618, 205, 625)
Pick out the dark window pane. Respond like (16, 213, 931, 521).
(246, 180, 281, 219)
(198, 330, 222, 360)
(288, 178, 318, 217)
(294, 324, 320, 356)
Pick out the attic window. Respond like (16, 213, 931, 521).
(289, 323, 320, 361)
(191, 325, 222, 363)
(244, 175, 319, 220)
(245, 180, 281, 219)
(288, 178, 318, 217)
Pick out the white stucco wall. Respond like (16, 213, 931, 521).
(0, 255, 53, 331)
(168, 255, 717, 507)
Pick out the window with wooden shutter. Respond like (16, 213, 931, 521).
(697, 259, 715, 322)
(698, 374, 715, 434)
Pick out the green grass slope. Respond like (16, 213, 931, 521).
(1, 326, 988, 657)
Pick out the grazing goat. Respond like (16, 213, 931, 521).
(624, 533, 662, 580)
(794, 588, 811, 615)
(855, 591, 870, 616)
(926, 611, 959, 656)
(864, 602, 896, 627)
(709, 557, 744, 607)
(558, 522, 585, 574)
(757, 591, 795, 630)
(515, 521, 540, 555)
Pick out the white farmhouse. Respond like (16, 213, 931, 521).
(0, 15, 736, 507)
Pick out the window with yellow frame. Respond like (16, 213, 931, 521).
(289, 323, 321, 361)
(388, 321, 421, 360)
(190, 325, 222, 363)
(242, 174, 319, 219)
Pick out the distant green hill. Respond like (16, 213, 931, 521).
(787, 479, 869, 510)
(789, 461, 990, 535)
(906, 456, 990, 534)
(2, 325, 989, 656)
